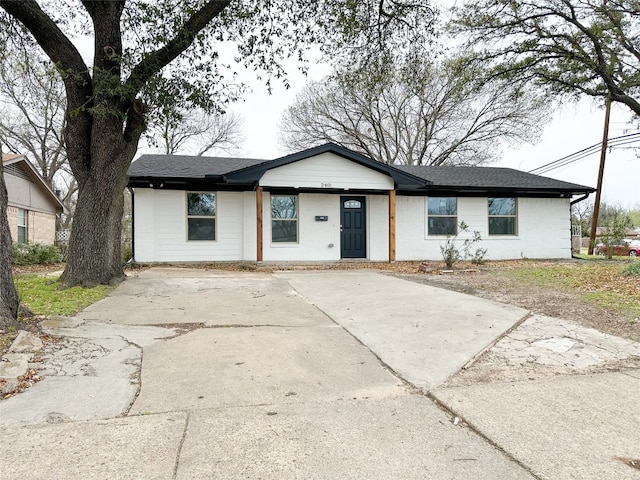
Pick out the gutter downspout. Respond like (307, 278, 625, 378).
(570, 193, 591, 206)
(570, 193, 592, 258)
(127, 186, 135, 264)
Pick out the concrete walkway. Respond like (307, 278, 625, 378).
(279, 271, 529, 390)
(1, 267, 639, 479)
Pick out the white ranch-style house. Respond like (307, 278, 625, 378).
(127, 143, 595, 263)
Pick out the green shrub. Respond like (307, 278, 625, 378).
(12, 243, 63, 265)
(440, 221, 487, 268)
(622, 262, 640, 277)
(121, 243, 133, 263)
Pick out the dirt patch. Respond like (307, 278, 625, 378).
(393, 261, 640, 343)
(446, 352, 640, 387)
(11, 263, 65, 276)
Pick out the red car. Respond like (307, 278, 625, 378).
(595, 240, 640, 257)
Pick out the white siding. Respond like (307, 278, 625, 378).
(262, 193, 341, 261)
(134, 188, 572, 263)
(368, 195, 389, 261)
(133, 189, 256, 262)
(259, 152, 394, 190)
(134, 189, 157, 261)
(242, 191, 257, 261)
(262, 192, 390, 261)
(396, 196, 572, 260)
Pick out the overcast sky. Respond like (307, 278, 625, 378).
(222, 65, 640, 209)
(82, 6, 637, 210)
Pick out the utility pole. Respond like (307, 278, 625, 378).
(588, 95, 612, 255)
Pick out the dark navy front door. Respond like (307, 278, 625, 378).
(340, 196, 366, 258)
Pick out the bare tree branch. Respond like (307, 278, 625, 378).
(0, 49, 75, 216)
(145, 109, 244, 155)
(280, 59, 546, 165)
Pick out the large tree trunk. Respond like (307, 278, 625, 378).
(1, 1, 229, 287)
(59, 117, 138, 287)
(0, 148, 19, 327)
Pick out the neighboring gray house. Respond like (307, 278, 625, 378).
(2, 153, 65, 245)
(127, 143, 595, 263)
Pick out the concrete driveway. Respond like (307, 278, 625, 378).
(1, 267, 639, 479)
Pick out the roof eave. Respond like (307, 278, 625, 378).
(225, 143, 428, 188)
(412, 184, 596, 196)
(3, 156, 66, 212)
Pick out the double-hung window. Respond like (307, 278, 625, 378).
(488, 197, 517, 235)
(187, 192, 216, 241)
(17, 208, 28, 243)
(271, 194, 298, 243)
(427, 197, 457, 235)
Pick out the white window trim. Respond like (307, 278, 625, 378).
(426, 197, 458, 237)
(17, 208, 28, 243)
(186, 191, 217, 242)
(270, 194, 299, 244)
(488, 197, 518, 236)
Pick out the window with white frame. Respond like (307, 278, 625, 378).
(17, 208, 28, 243)
(427, 197, 457, 235)
(187, 192, 216, 241)
(488, 197, 517, 235)
(271, 194, 298, 243)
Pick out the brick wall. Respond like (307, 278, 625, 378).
(6, 205, 18, 243)
(29, 210, 56, 245)
(6, 205, 57, 245)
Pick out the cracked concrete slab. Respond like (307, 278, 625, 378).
(446, 315, 640, 386)
(76, 273, 327, 327)
(0, 323, 176, 427)
(279, 271, 529, 391)
(130, 325, 407, 415)
(0, 331, 43, 385)
(8, 331, 43, 353)
(42, 322, 178, 348)
(176, 396, 534, 480)
(0, 412, 186, 479)
(0, 353, 32, 380)
(432, 372, 640, 480)
(0, 376, 137, 426)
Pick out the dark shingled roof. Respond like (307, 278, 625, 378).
(128, 154, 267, 178)
(128, 147, 594, 195)
(395, 165, 591, 192)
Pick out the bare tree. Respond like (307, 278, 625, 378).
(0, 49, 76, 226)
(571, 199, 594, 236)
(280, 59, 546, 165)
(146, 109, 244, 156)
(0, 142, 19, 327)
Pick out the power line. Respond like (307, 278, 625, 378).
(528, 132, 640, 175)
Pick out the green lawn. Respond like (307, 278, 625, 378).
(15, 275, 113, 317)
(496, 261, 640, 319)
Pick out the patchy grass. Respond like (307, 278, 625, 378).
(574, 253, 638, 261)
(494, 261, 640, 319)
(622, 263, 640, 277)
(14, 275, 113, 317)
(396, 259, 640, 341)
(1, 272, 113, 358)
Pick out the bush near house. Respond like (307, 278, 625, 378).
(12, 243, 63, 265)
(440, 221, 487, 268)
